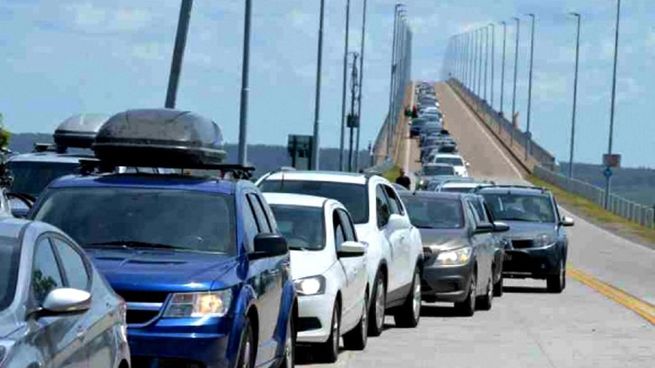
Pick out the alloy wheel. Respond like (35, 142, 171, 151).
(412, 272, 422, 320)
(375, 280, 386, 330)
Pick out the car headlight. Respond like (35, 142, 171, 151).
(435, 247, 472, 266)
(294, 275, 326, 296)
(534, 233, 556, 247)
(163, 290, 232, 318)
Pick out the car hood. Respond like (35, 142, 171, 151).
(86, 248, 239, 292)
(418, 228, 469, 251)
(502, 221, 557, 239)
(290, 250, 335, 280)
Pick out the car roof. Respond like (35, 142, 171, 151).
(433, 153, 462, 159)
(263, 170, 368, 185)
(47, 173, 240, 195)
(400, 191, 463, 200)
(424, 163, 453, 168)
(263, 192, 331, 209)
(477, 185, 550, 196)
(7, 152, 92, 164)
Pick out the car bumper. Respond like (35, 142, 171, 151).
(296, 294, 335, 344)
(421, 260, 474, 303)
(503, 244, 562, 279)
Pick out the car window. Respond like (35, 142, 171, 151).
(375, 185, 391, 228)
(333, 211, 346, 251)
(270, 204, 326, 250)
(337, 209, 357, 242)
(8, 161, 79, 198)
(467, 201, 482, 224)
(247, 194, 272, 233)
(481, 193, 556, 223)
(0, 239, 21, 312)
(423, 165, 454, 176)
(256, 195, 278, 232)
(52, 238, 90, 291)
(401, 195, 465, 229)
(384, 186, 405, 215)
(32, 238, 64, 303)
(242, 196, 259, 251)
(470, 198, 488, 222)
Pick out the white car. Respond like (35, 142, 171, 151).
(259, 171, 424, 337)
(430, 153, 470, 177)
(264, 193, 369, 362)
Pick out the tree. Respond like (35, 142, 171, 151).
(0, 113, 10, 149)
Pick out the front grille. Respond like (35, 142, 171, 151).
(132, 357, 205, 368)
(127, 309, 160, 325)
(511, 239, 534, 249)
(116, 290, 169, 304)
(115, 290, 168, 326)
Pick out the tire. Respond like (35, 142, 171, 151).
(236, 318, 255, 368)
(368, 272, 386, 337)
(493, 275, 503, 297)
(393, 268, 421, 328)
(547, 259, 566, 293)
(316, 302, 340, 363)
(454, 271, 476, 317)
(477, 274, 493, 311)
(278, 316, 295, 368)
(343, 292, 368, 350)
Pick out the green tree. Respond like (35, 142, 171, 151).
(0, 113, 10, 149)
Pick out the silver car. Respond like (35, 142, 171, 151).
(0, 218, 129, 368)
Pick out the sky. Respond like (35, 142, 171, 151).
(0, 0, 654, 168)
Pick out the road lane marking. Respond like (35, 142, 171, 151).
(568, 266, 655, 325)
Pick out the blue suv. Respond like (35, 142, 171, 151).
(29, 109, 297, 368)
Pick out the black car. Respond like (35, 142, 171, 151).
(400, 192, 509, 316)
(477, 185, 574, 293)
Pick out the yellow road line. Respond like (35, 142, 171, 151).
(568, 266, 655, 325)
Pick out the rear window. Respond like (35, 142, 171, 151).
(481, 192, 555, 223)
(8, 161, 79, 197)
(260, 180, 369, 224)
(435, 157, 463, 166)
(423, 166, 454, 176)
(401, 196, 464, 229)
(270, 205, 325, 250)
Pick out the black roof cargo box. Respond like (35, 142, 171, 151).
(54, 113, 109, 149)
(93, 108, 226, 168)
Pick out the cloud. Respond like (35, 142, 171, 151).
(63, 2, 152, 34)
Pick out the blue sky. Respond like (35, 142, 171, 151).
(1, 0, 654, 168)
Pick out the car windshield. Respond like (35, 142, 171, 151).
(401, 196, 465, 229)
(481, 193, 555, 223)
(33, 187, 236, 254)
(423, 166, 454, 176)
(441, 186, 473, 193)
(8, 161, 79, 197)
(435, 157, 463, 166)
(260, 180, 368, 224)
(0, 239, 20, 312)
(270, 205, 325, 250)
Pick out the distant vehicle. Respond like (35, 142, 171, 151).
(0, 218, 130, 368)
(425, 177, 476, 191)
(477, 185, 574, 293)
(435, 180, 493, 193)
(430, 154, 469, 177)
(259, 171, 424, 337)
(400, 192, 509, 316)
(31, 108, 297, 368)
(416, 164, 456, 189)
(265, 193, 369, 362)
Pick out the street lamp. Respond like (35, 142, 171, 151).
(165, 0, 194, 109)
(478, 28, 483, 97)
(484, 26, 489, 101)
(354, 0, 368, 172)
(339, 0, 352, 171)
(311, 0, 326, 170)
(499, 21, 507, 122)
(525, 13, 535, 162)
(568, 12, 581, 178)
(490, 23, 495, 108)
(510, 17, 520, 146)
(604, 0, 621, 209)
(386, 4, 406, 159)
(237, 0, 252, 166)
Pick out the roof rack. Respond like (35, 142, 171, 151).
(79, 159, 255, 180)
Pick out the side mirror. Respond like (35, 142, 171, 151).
(560, 216, 575, 227)
(474, 222, 494, 234)
(250, 233, 288, 260)
(337, 241, 366, 258)
(493, 221, 510, 233)
(33, 288, 92, 318)
(387, 214, 410, 230)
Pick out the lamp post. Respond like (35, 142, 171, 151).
(387, 4, 405, 159)
(237, 0, 252, 166)
(499, 21, 507, 119)
(510, 17, 520, 146)
(478, 28, 483, 96)
(311, 0, 325, 170)
(165, 0, 194, 109)
(525, 13, 535, 161)
(354, 0, 368, 172)
(490, 23, 495, 108)
(604, 0, 621, 209)
(568, 12, 581, 178)
(339, 0, 352, 171)
(484, 26, 489, 101)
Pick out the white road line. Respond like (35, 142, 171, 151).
(444, 84, 524, 180)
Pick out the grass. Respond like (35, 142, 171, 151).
(383, 165, 401, 183)
(528, 175, 655, 247)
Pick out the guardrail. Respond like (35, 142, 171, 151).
(534, 166, 655, 228)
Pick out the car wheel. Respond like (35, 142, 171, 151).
(477, 274, 493, 311)
(547, 259, 566, 293)
(343, 292, 368, 350)
(317, 302, 340, 363)
(454, 271, 476, 317)
(394, 267, 422, 328)
(493, 275, 504, 297)
(368, 272, 386, 337)
(236, 318, 255, 368)
(278, 316, 295, 368)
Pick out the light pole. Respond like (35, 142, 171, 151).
(484, 26, 489, 101)
(568, 12, 581, 178)
(354, 0, 368, 172)
(311, 0, 325, 170)
(510, 17, 520, 146)
(165, 0, 194, 109)
(237, 0, 252, 166)
(499, 21, 507, 119)
(477, 28, 483, 97)
(490, 23, 495, 108)
(604, 0, 621, 209)
(348, 52, 359, 172)
(525, 13, 535, 161)
(387, 4, 405, 159)
(339, 0, 352, 171)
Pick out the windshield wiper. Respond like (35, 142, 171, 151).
(86, 240, 180, 250)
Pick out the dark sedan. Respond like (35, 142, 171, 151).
(477, 185, 574, 293)
(400, 192, 509, 316)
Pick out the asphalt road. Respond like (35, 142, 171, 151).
(300, 82, 654, 367)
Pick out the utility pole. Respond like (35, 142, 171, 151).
(387, 4, 404, 159)
(165, 0, 193, 109)
(511, 17, 520, 146)
(525, 13, 535, 162)
(237, 0, 252, 166)
(568, 12, 581, 178)
(348, 53, 360, 172)
(500, 21, 507, 119)
(339, 0, 352, 171)
(484, 26, 489, 101)
(604, 0, 621, 209)
(477, 28, 483, 96)
(490, 23, 495, 107)
(354, 0, 368, 172)
(311, 0, 325, 170)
